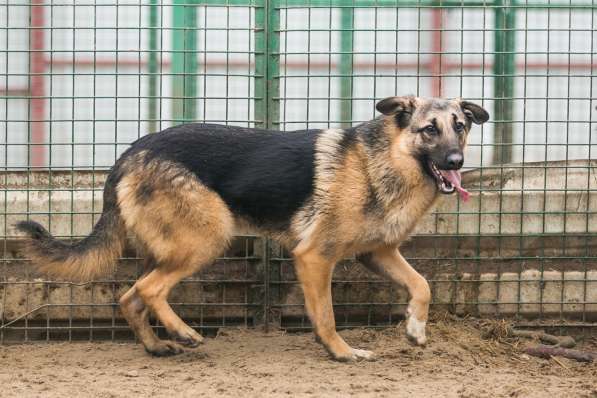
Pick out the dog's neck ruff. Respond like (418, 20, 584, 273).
(363, 149, 439, 210)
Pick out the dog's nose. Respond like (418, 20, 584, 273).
(445, 152, 464, 170)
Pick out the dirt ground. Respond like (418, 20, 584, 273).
(1, 317, 596, 398)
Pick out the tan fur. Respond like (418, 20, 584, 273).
(287, 124, 439, 359)
(293, 121, 439, 256)
(117, 154, 233, 267)
(368, 246, 431, 321)
(20, 236, 123, 282)
(293, 245, 373, 361)
(288, 97, 482, 358)
(115, 153, 234, 352)
(119, 264, 186, 355)
(19, 213, 125, 282)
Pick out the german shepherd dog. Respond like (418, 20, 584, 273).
(17, 96, 488, 361)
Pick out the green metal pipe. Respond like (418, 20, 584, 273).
(183, 6, 198, 122)
(148, 0, 158, 133)
(254, 0, 279, 129)
(172, 0, 198, 124)
(267, 2, 280, 129)
(339, 7, 354, 128)
(254, 1, 267, 128)
(179, 0, 261, 5)
(173, 0, 595, 9)
(492, 0, 516, 165)
(270, 0, 595, 8)
(179, 0, 594, 10)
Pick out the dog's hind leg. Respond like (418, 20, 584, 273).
(135, 264, 207, 348)
(130, 208, 232, 350)
(120, 274, 184, 356)
(117, 165, 234, 354)
(293, 246, 375, 362)
(357, 246, 431, 346)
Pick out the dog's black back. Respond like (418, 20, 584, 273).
(127, 124, 320, 228)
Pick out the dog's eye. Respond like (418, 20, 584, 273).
(423, 125, 437, 135)
(455, 122, 465, 133)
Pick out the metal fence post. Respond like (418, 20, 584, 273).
(148, 0, 159, 133)
(254, 1, 267, 128)
(172, 0, 198, 124)
(492, 0, 516, 165)
(339, 6, 354, 127)
(255, 0, 279, 329)
(255, 0, 279, 130)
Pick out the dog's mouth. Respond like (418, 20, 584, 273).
(426, 158, 470, 202)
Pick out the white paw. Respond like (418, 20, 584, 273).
(406, 309, 427, 346)
(351, 348, 376, 361)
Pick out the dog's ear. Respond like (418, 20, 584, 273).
(460, 100, 489, 125)
(375, 96, 417, 128)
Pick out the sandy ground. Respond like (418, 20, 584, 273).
(1, 318, 596, 398)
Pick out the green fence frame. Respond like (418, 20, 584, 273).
(172, 0, 199, 123)
(492, 0, 516, 164)
(159, 0, 591, 157)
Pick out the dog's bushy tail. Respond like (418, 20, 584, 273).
(16, 208, 126, 282)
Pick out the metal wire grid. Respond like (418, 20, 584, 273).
(0, 0, 596, 342)
(1, 2, 264, 342)
(270, 1, 597, 330)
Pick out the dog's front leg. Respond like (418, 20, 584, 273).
(358, 247, 431, 345)
(293, 246, 375, 362)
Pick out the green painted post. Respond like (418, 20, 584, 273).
(254, 0, 279, 129)
(172, 1, 184, 123)
(183, 5, 198, 122)
(172, 1, 198, 124)
(339, 7, 354, 127)
(267, 1, 280, 129)
(254, 0, 279, 330)
(254, 1, 267, 128)
(492, 0, 516, 165)
(148, 0, 158, 132)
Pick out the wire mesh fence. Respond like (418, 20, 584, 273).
(1, 0, 596, 342)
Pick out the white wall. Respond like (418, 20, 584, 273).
(0, 1, 595, 169)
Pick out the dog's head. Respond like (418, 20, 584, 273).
(376, 95, 489, 196)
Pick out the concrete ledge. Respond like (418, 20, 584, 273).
(1, 160, 596, 325)
(2, 159, 596, 239)
(1, 269, 595, 324)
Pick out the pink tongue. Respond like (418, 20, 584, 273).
(440, 170, 470, 202)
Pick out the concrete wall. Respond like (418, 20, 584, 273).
(1, 159, 596, 329)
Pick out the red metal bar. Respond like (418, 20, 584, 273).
(441, 61, 596, 71)
(43, 57, 597, 72)
(0, 87, 30, 96)
(29, 0, 46, 168)
(430, 9, 443, 96)
(47, 57, 422, 70)
(47, 57, 155, 68)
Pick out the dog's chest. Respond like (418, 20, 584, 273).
(362, 186, 438, 245)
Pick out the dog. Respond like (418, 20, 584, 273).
(16, 96, 488, 361)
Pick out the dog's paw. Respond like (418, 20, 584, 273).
(171, 326, 204, 348)
(333, 348, 376, 362)
(145, 340, 185, 357)
(405, 309, 427, 346)
(351, 348, 376, 361)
